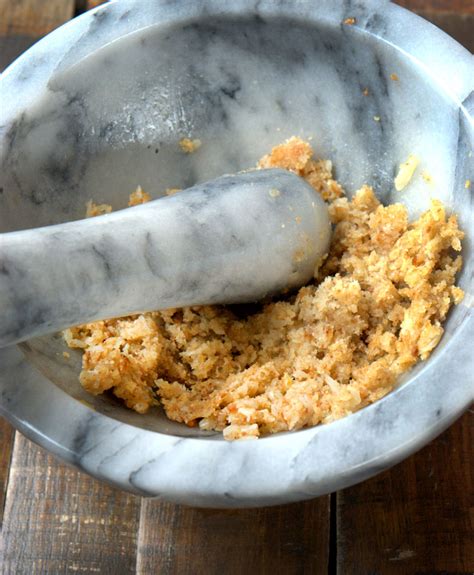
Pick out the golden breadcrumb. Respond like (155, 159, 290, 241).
(394, 154, 420, 191)
(179, 138, 202, 154)
(65, 138, 464, 439)
(85, 200, 112, 218)
(422, 171, 434, 186)
(128, 186, 151, 206)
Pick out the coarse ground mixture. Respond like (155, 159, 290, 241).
(64, 138, 464, 440)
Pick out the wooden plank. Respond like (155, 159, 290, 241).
(0, 433, 141, 574)
(416, 11, 474, 53)
(337, 411, 474, 574)
(394, 0, 474, 52)
(86, 0, 107, 10)
(0, 0, 76, 543)
(136, 497, 330, 575)
(0, 0, 75, 37)
(395, 0, 474, 14)
(0, 0, 75, 72)
(0, 2, 471, 574)
(0, 419, 15, 527)
(336, 7, 473, 572)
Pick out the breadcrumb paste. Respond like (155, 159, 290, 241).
(64, 138, 464, 440)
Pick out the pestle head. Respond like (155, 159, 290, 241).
(185, 168, 332, 302)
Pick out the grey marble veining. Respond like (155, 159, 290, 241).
(0, 0, 472, 507)
(1, 315, 473, 507)
(2, 4, 472, 230)
(0, 169, 330, 346)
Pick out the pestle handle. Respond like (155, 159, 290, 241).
(0, 169, 331, 347)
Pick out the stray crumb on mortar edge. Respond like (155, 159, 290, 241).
(179, 138, 202, 154)
(394, 154, 420, 191)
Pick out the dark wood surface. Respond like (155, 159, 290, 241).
(0, 419, 14, 527)
(396, 0, 474, 12)
(337, 411, 474, 574)
(396, 0, 474, 51)
(137, 498, 330, 575)
(0, 0, 74, 70)
(0, 434, 141, 574)
(0, 1, 472, 573)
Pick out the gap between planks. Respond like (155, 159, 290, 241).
(0, 419, 15, 529)
(0, 433, 331, 575)
(0, 1, 472, 573)
(0, 434, 141, 574)
(0, 0, 77, 534)
(136, 496, 330, 575)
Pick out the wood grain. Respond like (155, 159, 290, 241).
(416, 11, 474, 52)
(0, 0, 75, 37)
(0, 433, 141, 575)
(337, 411, 474, 574)
(137, 497, 331, 575)
(0, 419, 15, 527)
(396, 0, 474, 14)
(86, 0, 107, 9)
(0, 0, 75, 72)
(0, 0, 76, 543)
(395, 0, 474, 52)
(0, 1, 472, 574)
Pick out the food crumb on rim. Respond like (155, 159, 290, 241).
(394, 154, 420, 191)
(179, 138, 202, 154)
(422, 171, 434, 186)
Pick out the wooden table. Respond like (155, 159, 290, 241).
(0, 2, 472, 573)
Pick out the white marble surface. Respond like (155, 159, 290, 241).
(0, 169, 329, 345)
(1, 317, 472, 507)
(0, 0, 472, 507)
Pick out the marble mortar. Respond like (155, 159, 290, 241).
(0, 0, 472, 507)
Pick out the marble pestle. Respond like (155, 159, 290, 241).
(0, 168, 331, 347)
